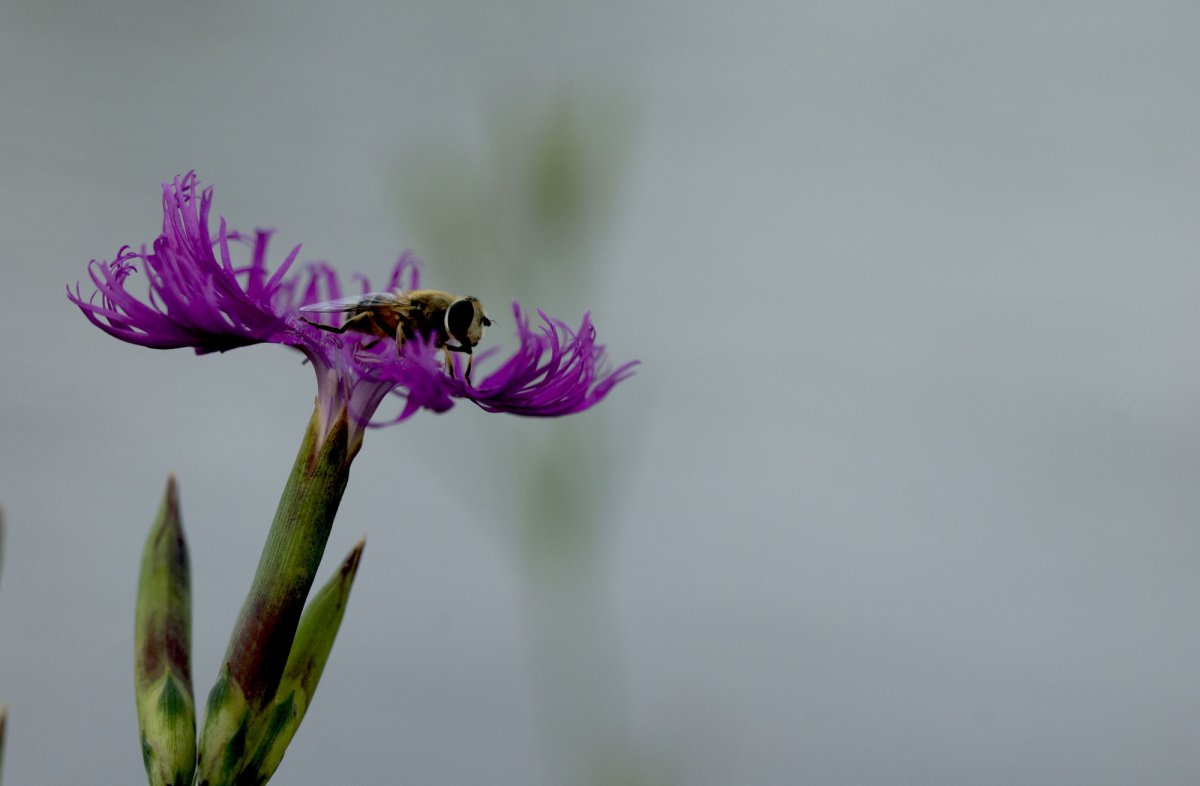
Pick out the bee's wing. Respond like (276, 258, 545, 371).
(299, 292, 399, 313)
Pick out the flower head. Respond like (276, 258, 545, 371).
(69, 173, 636, 450)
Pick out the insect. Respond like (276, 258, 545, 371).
(299, 289, 492, 381)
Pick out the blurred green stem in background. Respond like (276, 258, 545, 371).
(398, 90, 670, 785)
(396, 91, 632, 312)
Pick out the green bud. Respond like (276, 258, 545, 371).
(196, 670, 252, 786)
(237, 540, 365, 786)
(134, 476, 196, 786)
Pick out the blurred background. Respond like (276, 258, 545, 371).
(3, 1, 1200, 784)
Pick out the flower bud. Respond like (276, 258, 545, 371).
(195, 670, 251, 786)
(134, 476, 196, 786)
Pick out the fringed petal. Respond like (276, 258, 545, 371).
(70, 172, 635, 443)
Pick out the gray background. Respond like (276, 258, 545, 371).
(3, 1, 1200, 784)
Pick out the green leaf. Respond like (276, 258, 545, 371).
(236, 540, 365, 786)
(134, 476, 196, 786)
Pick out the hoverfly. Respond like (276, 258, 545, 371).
(299, 289, 492, 381)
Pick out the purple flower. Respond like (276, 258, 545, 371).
(69, 172, 636, 448)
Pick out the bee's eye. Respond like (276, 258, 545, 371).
(446, 299, 476, 340)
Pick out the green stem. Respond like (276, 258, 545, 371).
(221, 408, 354, 708)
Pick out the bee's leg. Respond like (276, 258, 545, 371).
(442, 343, 473, 382)
(442, 346, 456, 378)
(301, 312, 373, 335)
(301, 316, 345, 333)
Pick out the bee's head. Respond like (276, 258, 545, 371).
(446, 297, 489, 347)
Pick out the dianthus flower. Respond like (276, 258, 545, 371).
(69, 171, 636, 453)
(70, 172, 636, 786)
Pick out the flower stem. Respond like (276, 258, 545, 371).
(221, 407, 353, 708)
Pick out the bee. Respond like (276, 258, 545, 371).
(299, 289, 492, 381)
